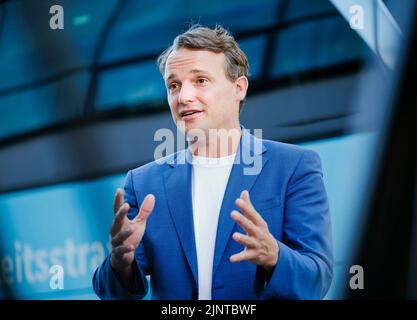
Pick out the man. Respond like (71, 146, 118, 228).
(92, 25, 333, 300)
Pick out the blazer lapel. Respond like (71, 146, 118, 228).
(163, 150, 198, 286)
(212, 128, 268, 276)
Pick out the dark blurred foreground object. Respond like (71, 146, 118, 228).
(347, 2, 417, 299)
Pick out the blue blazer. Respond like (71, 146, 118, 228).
(93, 128, 333, 300)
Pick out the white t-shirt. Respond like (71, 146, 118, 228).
(191, 152, 236, 300)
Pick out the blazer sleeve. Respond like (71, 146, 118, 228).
(92, 170, 150, 300)
(255, 149, 333, 299)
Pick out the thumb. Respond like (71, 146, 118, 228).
(113, 188, 124, 215)
(134, 194, 155, 223)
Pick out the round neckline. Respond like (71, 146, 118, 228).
(190, 152, 236, 167)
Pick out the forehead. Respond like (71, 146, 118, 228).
(164, 48, 226, 79)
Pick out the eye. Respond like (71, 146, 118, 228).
(168, 82, 179, 91)
(196, 78, 209, 85)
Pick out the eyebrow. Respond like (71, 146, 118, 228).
(165, 69, 212, 82)
(189, 69, 211, 76)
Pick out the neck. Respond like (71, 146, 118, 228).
(189, 126, 242, 158)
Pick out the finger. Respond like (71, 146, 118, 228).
(232, 232, 258, 248)
(113, 188, 124, 215)
(241, 190, 252, 205)
(134, 194, 155, 223)
(111, 203, 130, 236)
(111, 227, 134, 247)
(236, 195, 265, 227)
(114, 203, 130, 226)
(230, 250, 256, 263)
(238, 190, 255, 211)
(231, 210, 259, 236)
(112, 244, 135, 256)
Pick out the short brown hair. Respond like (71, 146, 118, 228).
(157, 24, 249, 111)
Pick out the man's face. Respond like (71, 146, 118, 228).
(164, 48, 246, 135)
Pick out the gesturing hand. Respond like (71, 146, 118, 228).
(230, 190, 279, 273)
(110, 188, 155, 271)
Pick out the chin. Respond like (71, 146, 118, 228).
(182, 119, 204, 130)
(184, 122, 211, 141)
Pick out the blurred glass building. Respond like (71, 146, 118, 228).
(0, 0, 414, 299)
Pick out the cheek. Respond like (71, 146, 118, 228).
(214, 89, 236, 111)
(194, 91, 209, 106)
(168, 95, 178, 111)
(198, 87, 223, 107)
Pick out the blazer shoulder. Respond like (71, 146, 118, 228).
(129, 151, 182, 177)
(262, 139, 320, 162)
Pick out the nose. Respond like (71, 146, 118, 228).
(178, 82, 196, 105)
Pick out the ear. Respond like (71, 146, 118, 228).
(234, 76, 249, 103)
